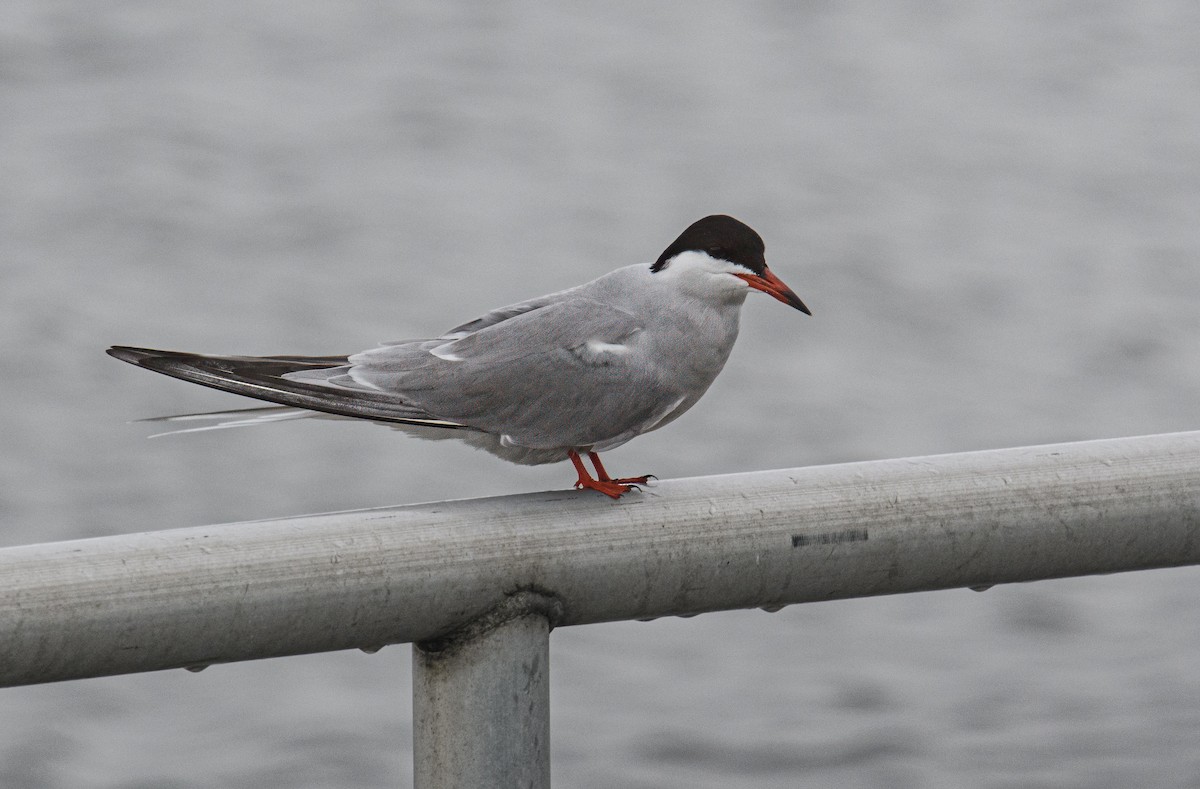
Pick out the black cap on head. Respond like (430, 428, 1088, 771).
(651, 215, 767, 274)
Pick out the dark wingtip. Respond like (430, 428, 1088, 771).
(107, 346, 162, 366)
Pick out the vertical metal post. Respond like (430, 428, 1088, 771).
(412, 593, 559, 789)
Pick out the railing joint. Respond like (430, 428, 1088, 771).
(415, 589, 564, 656)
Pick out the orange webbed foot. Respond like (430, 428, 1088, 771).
(568, 450, 653, 499)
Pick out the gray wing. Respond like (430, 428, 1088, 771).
(441, 292, 566, 337)
(377, 289, 577, 346)
(338, 297, 680, 449)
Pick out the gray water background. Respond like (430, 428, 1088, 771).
(3, 2, 1200, 787)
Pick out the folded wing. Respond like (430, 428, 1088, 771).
(340, 298, 678, 449)
(109, 296, 684, 450)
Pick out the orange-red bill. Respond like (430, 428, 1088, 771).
(735, 268, 811, 314)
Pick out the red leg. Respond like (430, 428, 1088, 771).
(587, 452, 655, 486)
(568, 449, 638, 499)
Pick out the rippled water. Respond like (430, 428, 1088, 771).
(3, 2, 1199, 786)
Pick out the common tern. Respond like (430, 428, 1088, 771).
(108, 215, 810, 498)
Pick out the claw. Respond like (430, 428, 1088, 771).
(608, 474, 656, 486)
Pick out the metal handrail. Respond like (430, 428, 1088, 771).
(3, 430, 1197, 688)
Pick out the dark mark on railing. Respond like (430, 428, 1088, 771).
(792, 529, 869, 548)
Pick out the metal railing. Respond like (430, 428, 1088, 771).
(3, 430, 1199, 787)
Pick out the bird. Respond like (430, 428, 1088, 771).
(107, 214, 810, 499)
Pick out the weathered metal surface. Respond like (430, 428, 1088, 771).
(1, 431, 1198, 686)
